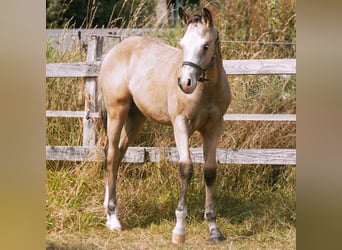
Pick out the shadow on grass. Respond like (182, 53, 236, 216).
(46, 242, 84, 250)
(117, 164, 295, 236)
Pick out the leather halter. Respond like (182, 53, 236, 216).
(181, 39, 218, 82)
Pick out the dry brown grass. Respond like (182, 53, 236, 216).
(46, 160, 295, 249)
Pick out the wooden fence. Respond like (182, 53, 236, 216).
(46, 35, 296, 165)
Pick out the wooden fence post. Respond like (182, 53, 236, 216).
(83, 35, 103, 146)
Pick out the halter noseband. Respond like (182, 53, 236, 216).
(181, 39, 219, 82)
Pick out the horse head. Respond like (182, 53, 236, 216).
(178, 7, 218, 94)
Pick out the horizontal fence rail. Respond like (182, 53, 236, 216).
(223, 114, 296, 121)
(46, 111, 296, 122)
(46, 146, 296, 165)
(46, 59, 296, 78)
(223, 59, 296, 75)
(46, 35, 296, 165)
(46, 62, 102, 78)
(46, 110, 100, 118)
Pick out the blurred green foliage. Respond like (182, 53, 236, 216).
(46, 0, 156, 28)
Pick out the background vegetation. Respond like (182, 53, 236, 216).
(46, 0, 156, 28)
(46, 0, 296, 248)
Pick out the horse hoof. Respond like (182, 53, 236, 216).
(106, 221, 122, 231)
(209, 228, 225, 243)
(107, 225, 122, 231)
(172, 233, 185, 244)
(106, 214, 122, 231)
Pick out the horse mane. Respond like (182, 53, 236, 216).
(187, 14, 202, 24)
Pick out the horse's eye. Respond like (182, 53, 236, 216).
(204, 44, 209, 51)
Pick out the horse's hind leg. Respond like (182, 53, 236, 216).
(201, 120, 225, 242)
(104, 101, 146, 230)
(104, 101, 130, 230)
(118, 102, 146, 162)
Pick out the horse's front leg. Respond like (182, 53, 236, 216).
(172, 116, 193, 244)
(201, 120, 225, 242)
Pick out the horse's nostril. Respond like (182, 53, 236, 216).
(187, 79, 191, 87)
(178, 77, 181, 86)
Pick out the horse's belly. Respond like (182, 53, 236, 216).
(132, 94, 171, 125)
(140, 106, 172, 125)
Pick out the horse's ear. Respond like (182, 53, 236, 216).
(178, 7, 188, 25)
(201, 7, 213, 27)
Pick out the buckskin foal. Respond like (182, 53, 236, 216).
(97, 7, 231, 244)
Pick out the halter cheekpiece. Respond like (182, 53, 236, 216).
(181, 38, 219, 82)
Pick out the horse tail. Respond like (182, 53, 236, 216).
(97, 76, 107, 133)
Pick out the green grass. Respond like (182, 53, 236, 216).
(46, 0, 296, 248)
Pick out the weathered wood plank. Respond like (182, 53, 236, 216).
(144, 147, 296, 165)
(46, 146, 104, 161)
(83, 36, 103, 146)
(223, 114, 296, 121)
(46, 110, 100, 118)
(46, 61, 101, 77)
(46, 111, 295, 122)
(215, 148, 296, 165)
(46, 59, 296, 78)
(223, 59, 296, 75)
(46, 146, 145, 162)
(46, 146, 296, 165)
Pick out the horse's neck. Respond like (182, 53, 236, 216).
(206, 39, 224, 82)
(214, 29, 223, 63)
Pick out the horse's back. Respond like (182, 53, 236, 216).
(100, 36, 182, 124)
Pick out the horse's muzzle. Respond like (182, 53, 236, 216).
(178, 77, 197, 94)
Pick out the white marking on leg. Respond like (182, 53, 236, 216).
(106, 207, 122, 230)
(103, 180, 109, 209)
(208, 220, 219, 231)
(172, 209, 187, 244)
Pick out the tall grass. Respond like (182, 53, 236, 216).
(46, 0, 296, 248)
